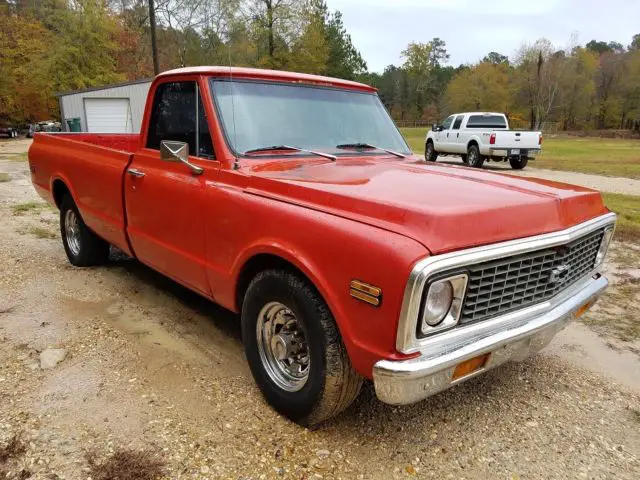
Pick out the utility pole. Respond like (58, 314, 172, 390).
(148, 0, 160, 75)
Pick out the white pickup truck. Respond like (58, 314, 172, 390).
(425, 112, 542, 170)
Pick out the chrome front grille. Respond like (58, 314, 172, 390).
(461, 228, 604, 323)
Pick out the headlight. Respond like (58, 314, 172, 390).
(423, 280, 453, 326)
(595, 226, 614, 266)
(420, 274, 468, 335)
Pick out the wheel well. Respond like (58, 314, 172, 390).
(235, 254, 308, 312)
(426, 138, 434, 146)
(466, 140, 478, 151)
(52, 179, 71, 209)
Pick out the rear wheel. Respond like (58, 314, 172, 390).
(241, 269, 363, 426)
(467, 144, 485, 168)
(509, 156, 529, 170)
(424, 141, 438, 162)
(60, 195, 110, 266)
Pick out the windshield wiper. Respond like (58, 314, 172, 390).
(336, 143, 406, 158)
(244, 145, 336, 161)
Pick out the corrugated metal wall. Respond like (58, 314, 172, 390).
(60, 81, 152, 132)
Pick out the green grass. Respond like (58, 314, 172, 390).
(1, 152, 28, 162)
(602, 193, 640, 242)
(536, 137, 640, 178)
(401, 127, 428, 154)
(12, 201, 44, 215)
(400, 128, 640, 178)
(28, 226, 57, 239)
(0, 172, 10, 182)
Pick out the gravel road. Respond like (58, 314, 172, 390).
(1, 140, 639, 479)
(432, 155, 640, 196)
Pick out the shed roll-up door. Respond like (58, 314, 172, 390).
(84, 98, 134, 133)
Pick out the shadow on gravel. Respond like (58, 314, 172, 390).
(87, 449, 165, 480)
(324, 357, 545, 434)
(105, 249, 242, 343)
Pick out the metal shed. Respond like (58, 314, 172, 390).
(57, 79, 152, 133)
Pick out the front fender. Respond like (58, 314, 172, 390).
(205, 187, 428, 378)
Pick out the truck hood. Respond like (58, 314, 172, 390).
(245, 156, 609, 254)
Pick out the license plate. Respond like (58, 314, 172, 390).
(511, 149, 520, 155)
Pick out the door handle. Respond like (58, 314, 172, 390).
(127, 168, 145, 178)
(457, 133, 460, 138)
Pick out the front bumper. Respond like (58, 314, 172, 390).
(373, 273, 608, 405)
(488, 148, 540, 157)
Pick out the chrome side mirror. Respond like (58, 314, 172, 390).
(160, 140, 203, 175)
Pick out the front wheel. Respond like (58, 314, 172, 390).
(509, 157, 529, 170)
(241, 270, 363, 426)
(60, 195, 110, 266)
(424, 141, 438, 162)
(467, 144, 485, 168)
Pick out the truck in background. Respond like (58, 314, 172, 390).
(425, 112, 542, 170)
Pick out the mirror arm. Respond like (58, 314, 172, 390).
(183, 159, 204, 175)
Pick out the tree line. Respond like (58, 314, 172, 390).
(1, 0, 639, 132)
(1, 0, 366, 124)
(367, 35, 640, 131)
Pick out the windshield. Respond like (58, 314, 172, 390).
(210, 80, 410, 156)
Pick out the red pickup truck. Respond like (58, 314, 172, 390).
(29, 67, 616, 426)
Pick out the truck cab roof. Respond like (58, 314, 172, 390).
(157, 66, 377, 93)
(450, 112, 506, 117)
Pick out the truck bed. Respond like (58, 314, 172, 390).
(29, 133, 138, 255)
(42, 132, 141, 152)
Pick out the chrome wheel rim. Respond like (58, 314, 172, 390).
(256, 301, 310, 392)
(64, 209, 81, 256)
(469, 149, 477, 165)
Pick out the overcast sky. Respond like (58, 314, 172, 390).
(326, 0, 640, 72)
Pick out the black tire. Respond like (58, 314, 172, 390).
(241, 269, 363, 426)
(461, 154, 468, 164)
(509, 157, 529, 170)
(467, 144, 485, 168)
(59, 195, 110, 267)
(424, 141, 438, 162)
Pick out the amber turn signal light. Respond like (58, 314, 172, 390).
(350, 280, 382, 306)
(452, 353, 491, 381)
(574, 300, 595, 319)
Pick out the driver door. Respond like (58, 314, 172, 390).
(125, 79, 219, 297)
(434, 115, 454, 152)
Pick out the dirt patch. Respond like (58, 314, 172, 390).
(87, 449, 165, 480)
(0, 434, 30, 480)
(0, 435, 26, 463)
(581, 243, 640, 348)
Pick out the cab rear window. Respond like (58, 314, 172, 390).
(466, 115, 507, 128)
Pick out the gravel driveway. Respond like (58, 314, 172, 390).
(1, 140, 639, 479)
(433, 155, 640, 196)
